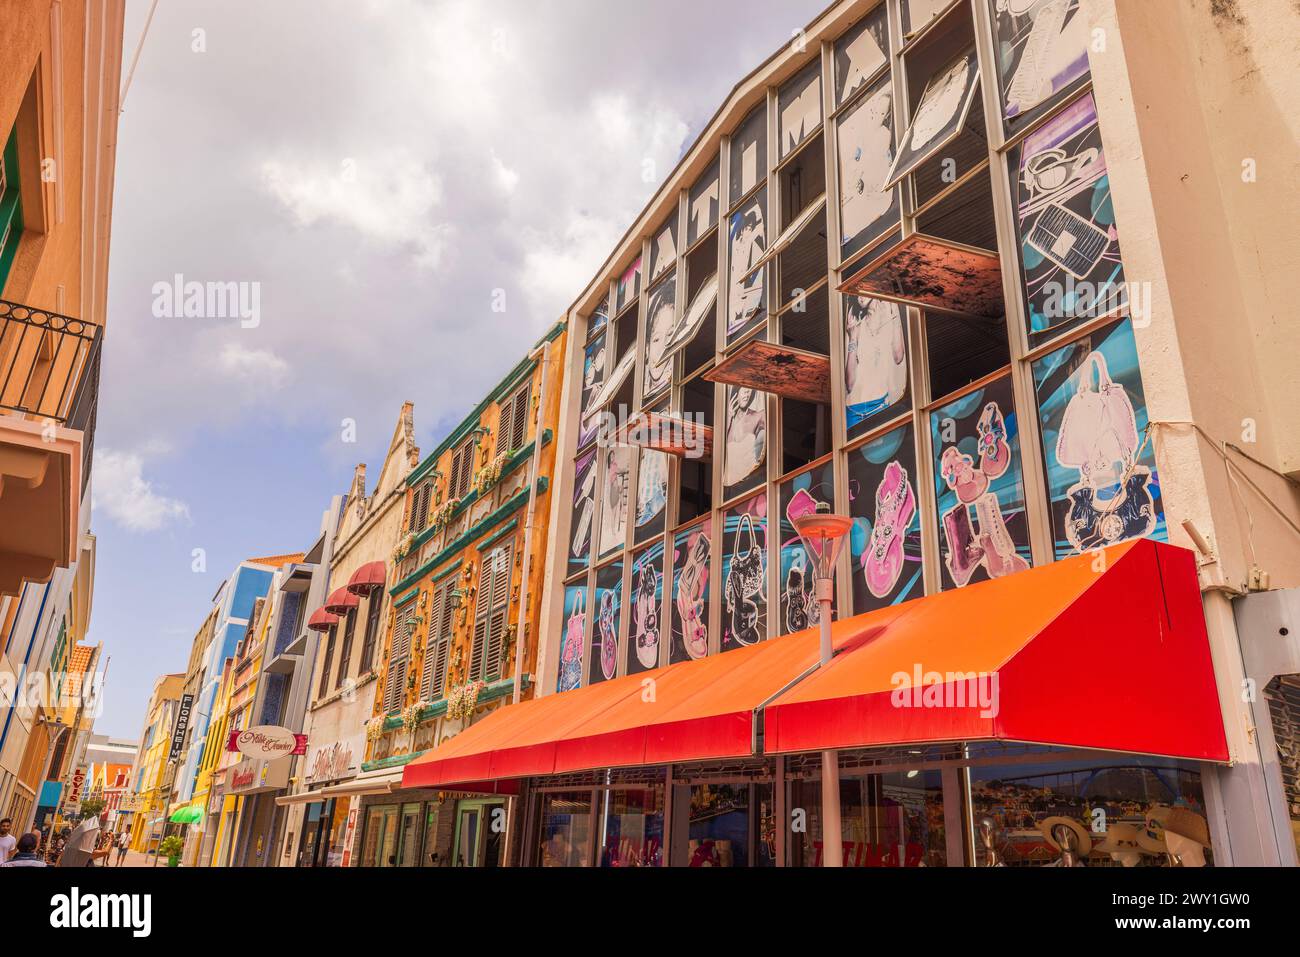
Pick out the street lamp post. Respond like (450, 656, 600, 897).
(792, 502, 852, 869)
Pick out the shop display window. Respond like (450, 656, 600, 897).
(721, 493, 769, 650)
(539, 791, 595, 867)
(557, 582, 588, 693)
(929, 376, 1030, 589)
(1031, 317, 1165, 559)
(848, 423, 922, 613)
(968, 752, 1213, 867)
(669, 516, 713, 663)
(836, 72, 898, 264)
(833, 2, 889, 108)
(688, 158, 720, 247)
(777, 459, 837, 635)
(627, 540, 665, 675)
(1009, 94, 1126, 342)
(687, 783, 774, 867)
(589, 559, 624, 685)
(728, 104, 766, 207)
(989, 0, 1091, 136)
(599, 787, 664, 867)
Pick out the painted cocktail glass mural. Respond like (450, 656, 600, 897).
(848, 424, 922, 612)
(1032, 317, 1164, 558)
(929, 378, 1031, 589)
(722, 494, 768, 650)
(670, 516, 712, 663)
(778, 460, 837, 635)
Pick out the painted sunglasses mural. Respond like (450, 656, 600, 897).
(929, 377, 1032, 589)
(722, 493, 768, 651)
(670, 516, 713, 663)
(1032, 317, 1164, 558)
(778, 461, 837, 636)
(848, 423, 923, 613)
(590, 559, 624, 686)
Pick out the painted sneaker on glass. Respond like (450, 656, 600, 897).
(864, 460, 916, 598)
(598, 589, 618, 680)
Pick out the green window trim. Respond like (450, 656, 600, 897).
(0, 127, 25, 294)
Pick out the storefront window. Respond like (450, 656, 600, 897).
(721, 493, 768, 650)
(599, 787, 664, 867)
(968, 755, 1213, 867)
(1031, 317, 1165, 559)
(669, 517, 712, 663)
(929, 376, 1031, 589)
(539, 791, 594, 867)
(778, 460, 837, 635)
(848, 423, 922, 613)
(788, 769, 946, 867)
(688, 783, 768, 867)
(397, 802, 422, 867)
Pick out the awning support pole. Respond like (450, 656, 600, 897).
(816, 577, 841, 868)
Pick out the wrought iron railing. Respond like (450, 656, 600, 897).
(0, 298, 103, 491)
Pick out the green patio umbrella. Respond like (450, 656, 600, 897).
(169, 804, 203, 825)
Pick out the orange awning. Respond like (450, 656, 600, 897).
(404, 540, 1228, 791)
(763, 539, 1229, 762)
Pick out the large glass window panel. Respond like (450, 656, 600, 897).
(539, 791, 594, 867)
(616, 255, 642, 313)
(670, 516, 713, 663)
(1031, 317, 1165, 559)
(778, 62, 822, 160)
(688, 784, 752, 867)
(688, 159, 720, 247)
(568, 449, 597, 577)
(557, 582, 588, 693)
(925, 309, 1010, 401)
(836, 74, 900, 263)
(721, 385, 767, 501)
(794, 769, 946, 867)
(721, 493, 769, 650)
(1010, 94, 1126, 342)
(845, 295, 910, 439)
(397, 802, 422, 867)
(600, 787, 664, 867)
(643, 273, 675, 400)
(590, 559, 624, 685)
(884, 48, 981, 191)
(597, 445, 631, 558)
(635, 448, 668, 545)
(777, 459, 837, 635)
(929, 376, 1031, 589)
(728, 104, 767, 207)
(588, 295, 609, 339)
(649, 214, 678, 281)
(628, 540, 665, 675)
(990, 0, 1091, 136)
(578, 333, 607, 448)
(727, 187, 768, 341)
(902, 0, 955, 39)
(848, 423, 923, 613)
(968, 752, 1212, 867)
(834, 3, 889, 107)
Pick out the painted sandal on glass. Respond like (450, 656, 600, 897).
(864, 460, 916, 598)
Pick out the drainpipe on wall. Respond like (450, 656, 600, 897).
(512, 337, 553, 707)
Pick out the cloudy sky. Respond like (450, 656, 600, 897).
(93, 0, 831, 738)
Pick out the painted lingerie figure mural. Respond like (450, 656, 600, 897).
(844, 295, 907, 434)
(723, 385, 766, 497)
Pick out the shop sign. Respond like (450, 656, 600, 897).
(340, 797, 359, 868)
(227, 758, 291, 794)
(169, 694, 195, 760)
(64, 766, 87, 810)
(227, 725, 303, 760)
(303, 733, 364, 784)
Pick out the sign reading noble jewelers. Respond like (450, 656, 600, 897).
(303, 733, 364, 785)
(226, 725, 307, 761)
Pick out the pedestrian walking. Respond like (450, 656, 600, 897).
(0, 818, 15, 863)
(0, 833, 47, 867)
(115, 830, 130, 866)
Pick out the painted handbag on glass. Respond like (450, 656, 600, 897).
(676, 534, 710, 659)
(634, 564, 661, 670)
(597, 589, 618, 681)
(725, 513, 765, 646)
(864, 460, 915, 598)
(559, 591, 585, 692)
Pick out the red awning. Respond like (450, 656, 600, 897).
(346, 561, 387, 595)
(403, 540, 1228, 792)
(323, 586, 359, 615)
(306, 607, 339, 633)
(763, 539, 1229, 762)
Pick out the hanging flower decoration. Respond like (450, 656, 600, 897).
(473, 452, 510, 497)
(446, 680, 486, 721)
(392, 532, 416, 564)
(402, 700, 431, 733)
(431, 497, 460, 530)
(365, 716, 386, 742)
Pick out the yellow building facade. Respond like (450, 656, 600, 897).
(128, 673, 184, 853)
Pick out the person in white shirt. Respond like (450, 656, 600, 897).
(0, 818, 16, 863)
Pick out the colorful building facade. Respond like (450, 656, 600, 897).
(127, 673, 184, 853)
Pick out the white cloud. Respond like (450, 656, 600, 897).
(217, 341, 290, 387)
(93, 449, 191, 532)
(261, 150, 450, 269)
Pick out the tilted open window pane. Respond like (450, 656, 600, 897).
(989, 0, 1091, 136)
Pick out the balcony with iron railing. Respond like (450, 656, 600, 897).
(0, 298, 103, 596)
